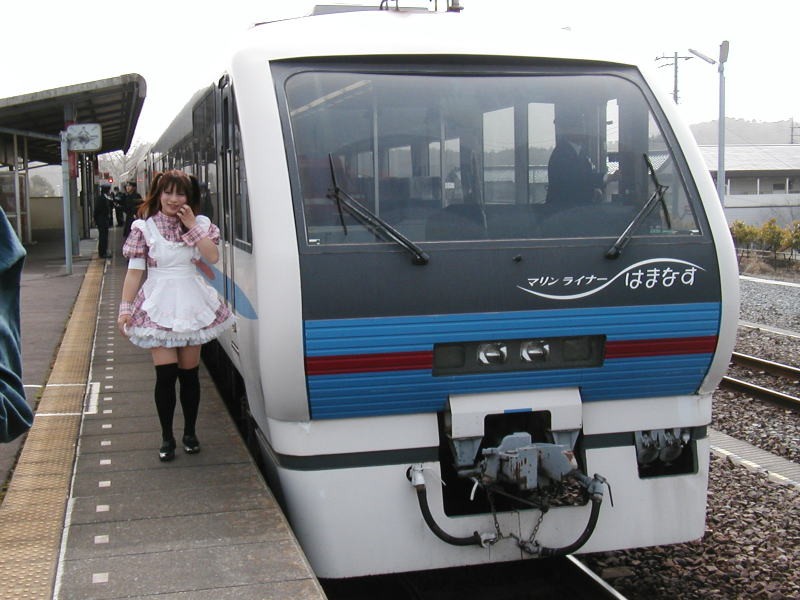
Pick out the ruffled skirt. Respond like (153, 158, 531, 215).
(126, 273, 235, 349)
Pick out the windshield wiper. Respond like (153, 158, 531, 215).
(605, 153, 671, 259)
(327, 153, 429, 265)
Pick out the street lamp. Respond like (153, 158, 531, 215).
(689, 41, 730, 206)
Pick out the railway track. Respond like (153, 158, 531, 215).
(321, 555, 628, 599)
(721, 351, 800, 410)
(563, 556, 629, 600)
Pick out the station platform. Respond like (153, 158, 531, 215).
(710, 429, 800, 489)
(0, 228, 326, 599)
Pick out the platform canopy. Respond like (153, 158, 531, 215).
(0, 73, 146, 164)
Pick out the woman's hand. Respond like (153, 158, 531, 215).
(177, 205, 196, 230)
(117, 314, 131, 337)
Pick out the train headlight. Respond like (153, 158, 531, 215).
(658, 428, 684, 463)
(520, 340, 549, 362)
(634, 427, 696, 477)
(634, 430, 659, 464)
(478, 342, 508, 365)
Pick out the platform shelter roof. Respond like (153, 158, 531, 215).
(0, 74, 146, 164)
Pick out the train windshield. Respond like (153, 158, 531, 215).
(280, 65, 701, 246)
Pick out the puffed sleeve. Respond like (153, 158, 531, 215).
(182, 215, 221, 245)
(122, 220, 148, 270)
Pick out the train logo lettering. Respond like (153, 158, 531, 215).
(518, 258, 705, 300)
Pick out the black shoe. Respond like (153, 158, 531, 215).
(182, 434, 200, 454)
(159, 438, 176, 462)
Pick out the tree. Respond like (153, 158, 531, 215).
(758, 218, 785, 260)
(29, 174, 55, 197)
(729, 220, 757, 258)
(97, 140, 152, 186)
(783, 221, 800, 260)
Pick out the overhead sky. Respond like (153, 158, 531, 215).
(3, 0, 798, 145)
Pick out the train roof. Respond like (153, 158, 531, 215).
(233, 9, 635, 68)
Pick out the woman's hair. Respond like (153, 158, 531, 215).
(137, 170, 201, 219)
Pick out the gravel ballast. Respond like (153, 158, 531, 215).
(582, 275, 800, 600)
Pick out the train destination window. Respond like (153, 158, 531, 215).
(281, 66, 701, 246)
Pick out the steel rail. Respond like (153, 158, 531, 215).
(565, 556, 630, 600)
(730, 352, 800, 379)
(721, 355, 800, 411)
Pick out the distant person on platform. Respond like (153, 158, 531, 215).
(545, 110, 610, 208)
(94, 183, 113, 259)
(112, 185, 125, 227)
(0, 206, 33, 442)
(122, 180, 142, 238)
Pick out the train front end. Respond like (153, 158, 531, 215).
(237, 11, 738, 578)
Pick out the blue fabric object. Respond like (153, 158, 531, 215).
(0, 207, 32, 442)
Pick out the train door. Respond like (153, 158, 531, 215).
(216, 77, 253, 356)
(216, 77, 238, 352)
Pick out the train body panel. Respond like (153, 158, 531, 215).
(268, 435, 711, 578)
(648, 71, 740, 395)
(228, 47, 309, 422)
(146, 7, 738, 579)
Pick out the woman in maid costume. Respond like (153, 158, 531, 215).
(117, 170, 234, 461)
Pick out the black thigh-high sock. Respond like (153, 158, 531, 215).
(178, 366, 201, 437)
(154, 363, 179, 442)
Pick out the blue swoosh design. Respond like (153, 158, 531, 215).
(197, 262, 258, 320)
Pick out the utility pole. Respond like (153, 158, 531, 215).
(690, 41, 730, 206)
(656, 52, 694, 103)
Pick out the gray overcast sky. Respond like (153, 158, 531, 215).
(3, 0, 798, 144)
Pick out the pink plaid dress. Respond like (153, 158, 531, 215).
(121, 212, 234, 348)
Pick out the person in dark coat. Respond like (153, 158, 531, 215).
(112, 186, 125, 227)
(0, 206, 33, 442)
(94, 183, 113, 258)
(545, 111, 608, 208)
(122, 181, 142, 238)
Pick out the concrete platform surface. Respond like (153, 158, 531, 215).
(0, 228, 326, 599)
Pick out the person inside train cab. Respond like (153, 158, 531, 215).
(545, 108, 609, 208)
(116, 170, 235, 461)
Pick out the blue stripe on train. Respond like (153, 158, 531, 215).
(304, 303, 721, 355)
(304, 302, 721, 419)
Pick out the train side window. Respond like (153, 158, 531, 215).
(483, 106, 515, 204)
(645, 110, 699, 234)
(191, 87, 219, 226)
(231, 105, 253, 251)
(388, 146, 411, 177)
(528, 102, 555, 205)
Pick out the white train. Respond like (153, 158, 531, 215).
(144, 4, 739, 579)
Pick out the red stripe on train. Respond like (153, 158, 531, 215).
(605, 336, 718, 358)
(305, 336, 718, 375)
(306, 351, 434, 375)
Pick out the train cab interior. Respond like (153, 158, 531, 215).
(279, 63, 703, 248)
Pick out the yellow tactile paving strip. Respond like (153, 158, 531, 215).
(0, 258, 103, 600)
